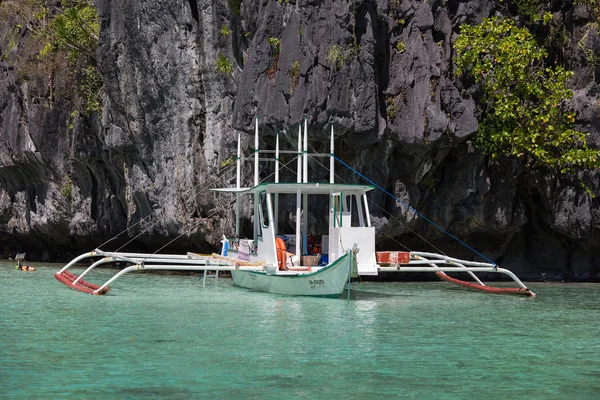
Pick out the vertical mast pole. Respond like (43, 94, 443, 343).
(330, 125, 335, 184)
(253, 116, 259, 240)
(302, 118, 308, 256)
(236, 132, 241, 189)
(303, 118, 308, 184)
(297, 124, 302, 182)
(275, 132, 280, 183)
(328, 124, 334, 258)
(254, 116, 259, 187)
(295, 124, 302, 263)
(235, 131, 241, 236)
(274, 131, 280, 234)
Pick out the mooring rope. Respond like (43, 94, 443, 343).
(306, 153, 443, 256)
(98, 160, 240, 255)
(135, 155, 303, 264)
(333, 156, 497, 267)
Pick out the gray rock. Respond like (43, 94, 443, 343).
(0, 0, 596, 281)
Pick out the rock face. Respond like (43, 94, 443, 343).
(0, 0, 598, 279)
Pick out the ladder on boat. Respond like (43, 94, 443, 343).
(375, 251, 535, 297)
(54, 249, 265, 295)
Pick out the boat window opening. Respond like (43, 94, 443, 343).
(332, 194, 342, 228)
(345, 194, 365, 227)
(259, 191, 269, 228)
(307, 194, 329, 234)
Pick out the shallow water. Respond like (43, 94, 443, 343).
(1, 260, 599, 399)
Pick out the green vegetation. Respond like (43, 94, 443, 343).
(227, 0, 241, 16)
(578, 27, 600, 69)
(421, 174, 438, 194)
(61, 177, 73, 201)
(326, 44, 360, 71)
(220, 156, 234, 168)
(2, 26, 20, 59)
(268, 37, 281, 53)
(37, 1, 100, 62)
(430, 77, 438, 103)
(395, 41, 406, 54)
(220, 24, 231, 36)
(68, 110, 79, 130)
(326, 44, 345, 71)
(0, 0, 102, 116)
(266, 38, 281, 79)
(36, 0, 103, 116)
(215, 53, 233, 76)
(289, 60, 301, 91)
(511, 0, 549, 23)
(385, 95, 396, 119)
(455, 17, 600, 173)
(575, 0, 600, 20)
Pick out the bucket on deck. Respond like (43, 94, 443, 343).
(301, 255, 320, 266)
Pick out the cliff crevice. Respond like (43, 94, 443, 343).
(0, 0, 597, 279)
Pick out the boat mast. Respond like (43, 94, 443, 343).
(303, 118, 308, 183)
(254, 116, 259, 240)
(236, 131, 241, 236)
(302, 118, 308, 256)
(254, 116, 259, 187)
(274, 131, 280, 234)
(329, 124, 334, 257)
(297, 124, 302, 181)
(296, 124, 302, 262)
(330, 125, 335, 184)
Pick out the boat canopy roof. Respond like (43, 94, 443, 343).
(211, 182, 374, 195)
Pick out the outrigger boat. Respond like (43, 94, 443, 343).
(55, 118, 535, 297)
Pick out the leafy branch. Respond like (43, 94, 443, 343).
(0, 0, 103, 115)
(455, 17, 600, 173)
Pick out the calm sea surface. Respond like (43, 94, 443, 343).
(1, 260, 599, 399)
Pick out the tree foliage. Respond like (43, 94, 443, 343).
(215, 53, 233, 76)
(38, 0, 99, 62)
(0, 0, 102, 115)
(455, 17, 600, 173)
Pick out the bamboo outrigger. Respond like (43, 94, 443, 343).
(55, 117, 535, 297)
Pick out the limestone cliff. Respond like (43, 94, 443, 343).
(0, 0, 598, 279)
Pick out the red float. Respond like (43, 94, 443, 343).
(54, 270, 111, 295)
(435, 271, 535, 297)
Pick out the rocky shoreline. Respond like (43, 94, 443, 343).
(0, 1, 598, 280)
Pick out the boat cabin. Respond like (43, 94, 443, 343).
(212, 182, 379, 275)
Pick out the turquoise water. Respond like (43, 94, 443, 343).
(1, 260, 599, 399)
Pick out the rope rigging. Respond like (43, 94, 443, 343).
(332, 155, 497, 266)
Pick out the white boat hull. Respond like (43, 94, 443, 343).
(231, 253, 351, 297)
